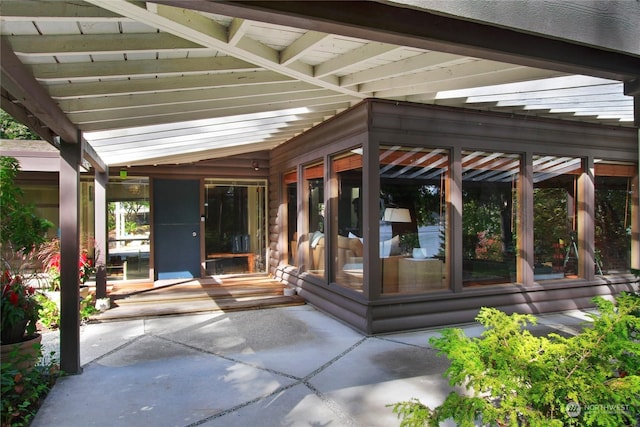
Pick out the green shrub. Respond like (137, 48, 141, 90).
(390, 294, 640, 427)
(35, 293, 59, 330)
(79, 294, 99, 321)
(1, 345, 61, 426)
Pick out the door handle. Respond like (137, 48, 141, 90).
(192, 231, 197, 237)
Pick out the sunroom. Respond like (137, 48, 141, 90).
(272, 99, 638, 334)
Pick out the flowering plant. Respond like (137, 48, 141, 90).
(78, 250, 95, 285)
(38, 239, 97, 290)
(1, 270, 41, 344)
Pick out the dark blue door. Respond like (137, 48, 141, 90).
(153, 179, 201, 280)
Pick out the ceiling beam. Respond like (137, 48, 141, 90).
(0, 90, 56, 143)
(7, 33, 202, 56)
(161, 1, 640, 82)
(0, 0, 127, 22)
(279, 31, 328, 65)
(28, 56, 260, 82)
(1, 36, 78, 144)
(86, 0, 366, 99)
(47, 70, 294, 99)
(624, 79, 640, 126)
(314, 42, 400, 78)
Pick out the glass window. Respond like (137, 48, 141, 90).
(107, 177, 150, 280)
(594, 160, 635, 274)
(462, 151, 520, 287)
(304, 162, 325, 277)
(533, 155, 582, 280)
(284, 170, 298, 266)
(204, 179, 266, 274)
(380, 146, 449, 294)
(332, 149, 363, 290)
(80, 177, 96, 268)
(19, 183, 59, 240)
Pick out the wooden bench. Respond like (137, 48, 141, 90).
(106, 259, 127, 280)
(206, 253, 255, 273)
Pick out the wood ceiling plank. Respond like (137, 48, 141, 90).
(46, 70, 295, 98)
(7, 33, 200, 56)
(67, 89, 347, 123)
(314, 42, 400, 78)
(0, 0, 126, 22)
(340, 51, 466, 87)
(388, 68, 563, 100)
(86, 0, 365, 98)
(29, 56, 260, 81)
(77, 99, 353, 131)
(57, 81, 321, 112)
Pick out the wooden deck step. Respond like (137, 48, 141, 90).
(90, 274, 304, 321)
(115, 285, 285, 304)
(92, 294, 305, 321)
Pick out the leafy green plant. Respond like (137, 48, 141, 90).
(0, 156, 52, 256)
(79, 294, 99, 321)
(1, 345, 61, 426)
(390, 294, 640, 426)
(0, 110, 40, 140)
(35, 293, 59, 330)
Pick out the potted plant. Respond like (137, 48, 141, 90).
(1, 270, 41, 346)
(0, 156, 51, 368)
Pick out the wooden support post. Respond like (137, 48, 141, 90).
(95, 170, 108, 299)
(59, 138, 82, 375)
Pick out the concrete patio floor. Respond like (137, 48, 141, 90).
(32, 305, 595, 427)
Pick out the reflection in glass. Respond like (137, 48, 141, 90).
(595, 160, 634, 274)
(285, 170, 298, 266)
(379, 146, 448, 293)
(305, 162, 325, 277)
(204, 179, 266, 274)
(107, 178, 150, 280)
(333, 150, 363, 290)
(533, 155, 582, 280)
(462, 151, 520, 286)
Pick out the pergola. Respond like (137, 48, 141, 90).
(1, 0, 638, 374)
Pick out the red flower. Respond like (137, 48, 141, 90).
(48, 254, 60, 270)
(9, 291, 19, 306)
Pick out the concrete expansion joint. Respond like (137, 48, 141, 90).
(149, 333, 368, 427)
(82, 334, 146, 368)
(375, 335, 432, 349)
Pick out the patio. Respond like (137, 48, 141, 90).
(33, 304, 596, 427)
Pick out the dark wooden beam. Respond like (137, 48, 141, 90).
(1, 38, 107, 172)
(1, 90, 55, 143)
(625, 79, 640, 127)
(83, 140, 108, 173)
(1, 37, 78, 144)
(156, 0, 640, 81)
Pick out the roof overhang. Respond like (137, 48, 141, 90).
(1, 0, 638, 167)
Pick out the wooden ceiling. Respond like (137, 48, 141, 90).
(1, 1, 637, 166)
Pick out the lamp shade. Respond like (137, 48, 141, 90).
(383, 207, 411, 223)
